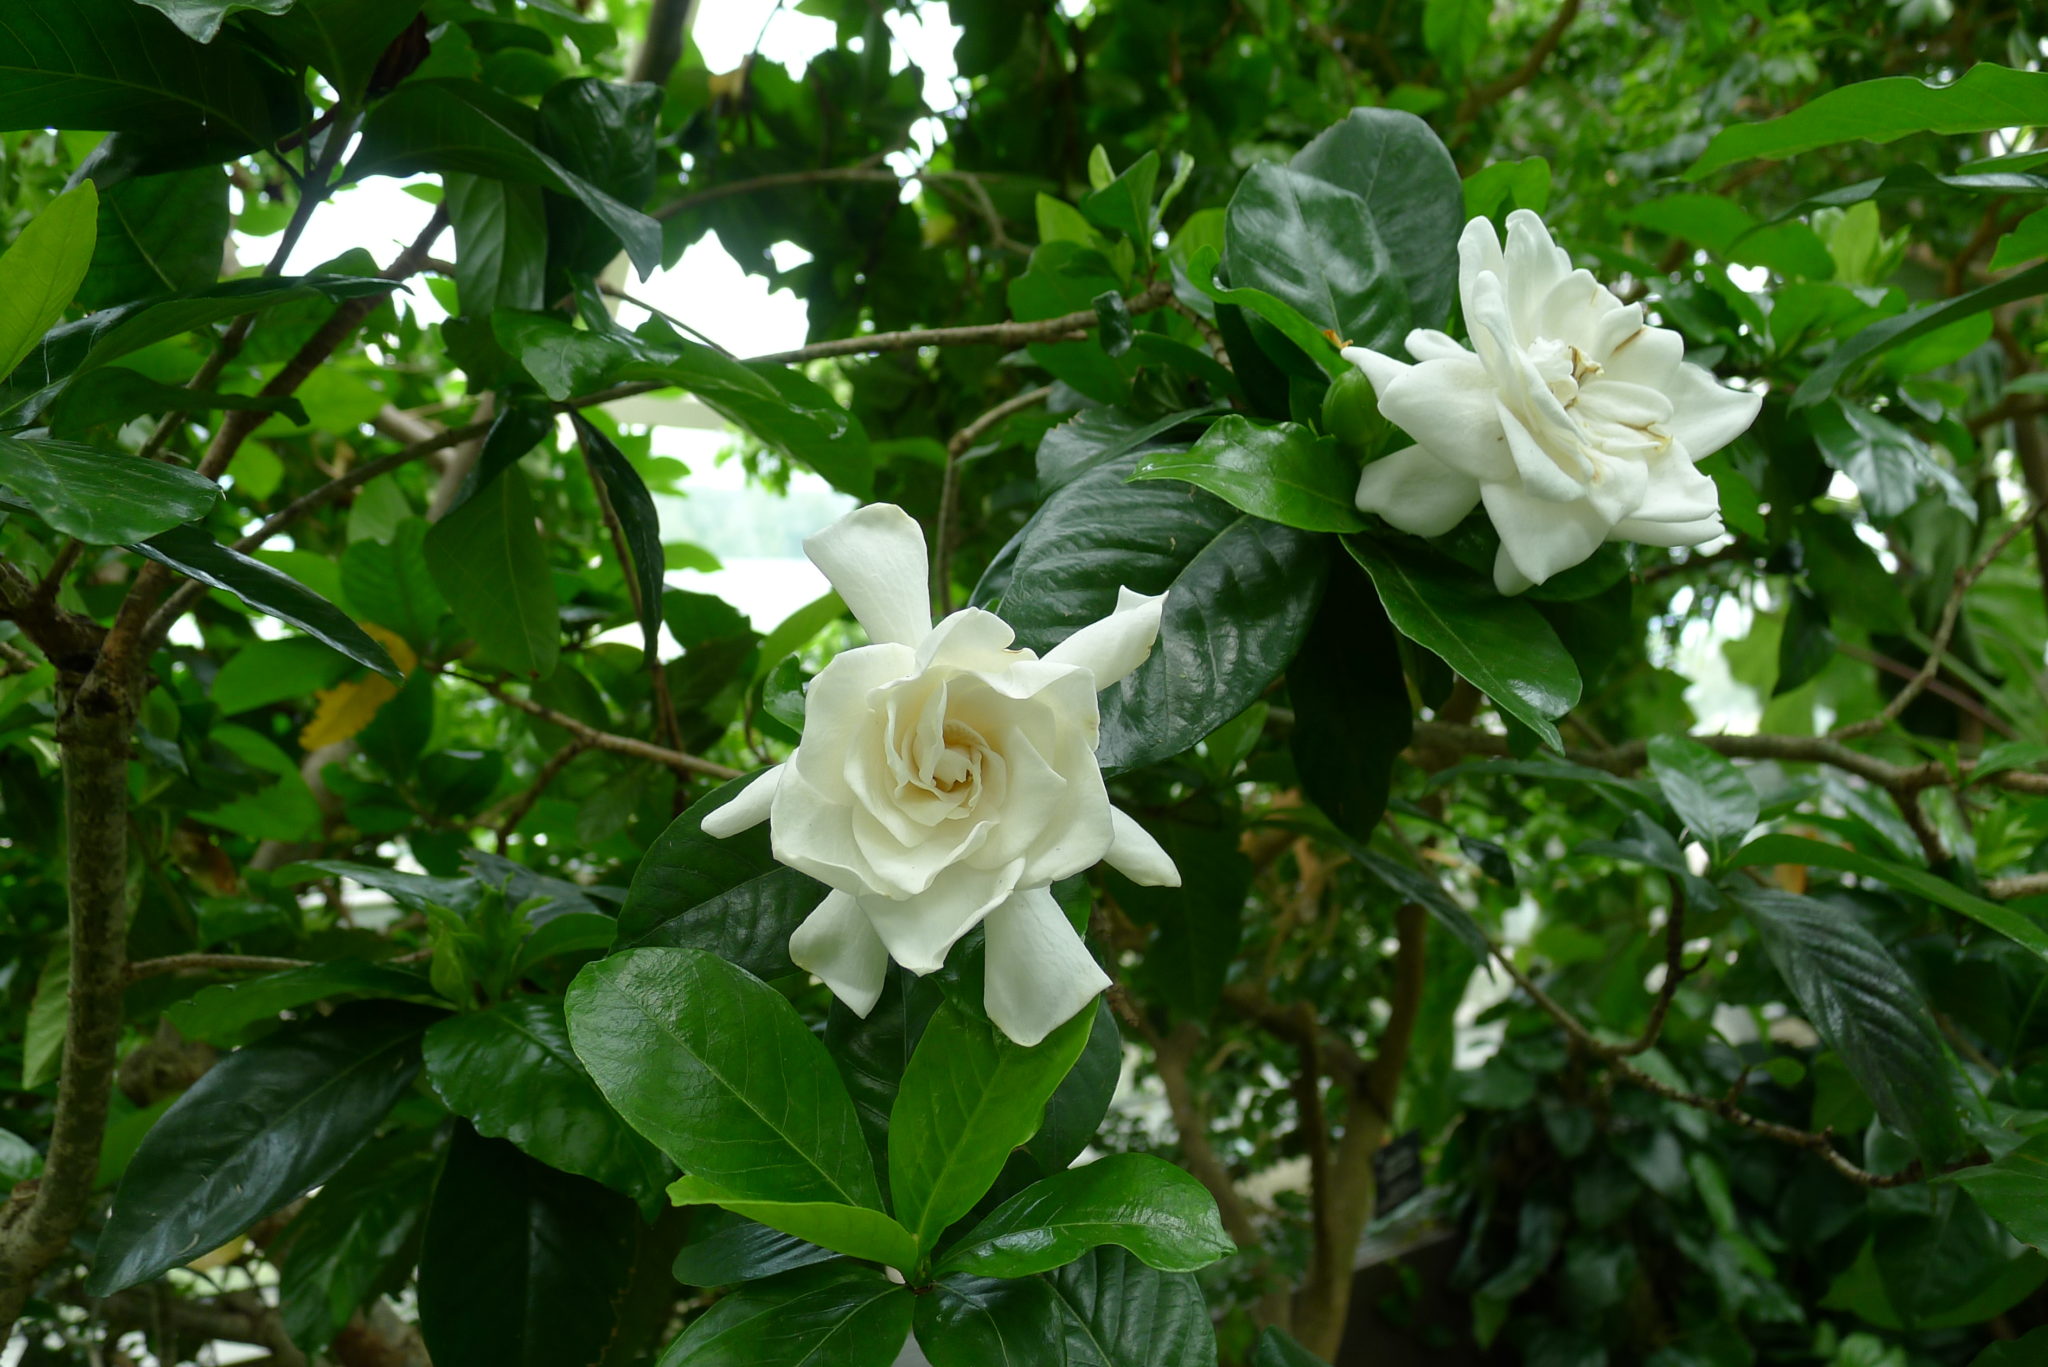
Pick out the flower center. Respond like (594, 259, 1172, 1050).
(930, 721, 980, 791)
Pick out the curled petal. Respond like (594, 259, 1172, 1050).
(982, 885, 1109, 1048)
(1662, 362, 1762, 462)
(699, 764, 782, 838)
(862, 859, 1023, 974)
(1043, 586, 1166, 690)
(789, 890, 889, 1018)
(1341, 345, 1410, 398)
(1355, 445, 1482, 537)
(1370, 352, 1513, 483)
(804, 503, 934, 647)
(1483, 479, 1611, 591)
(771, 762, 896, 898)
(1105, 807, 1180, 887)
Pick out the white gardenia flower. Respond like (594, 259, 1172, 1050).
(1346, 209, 1763, 594)
(701, 503, 1181, 1047)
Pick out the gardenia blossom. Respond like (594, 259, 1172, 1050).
(1346, 209, 1762, 594)
(701, 503, 1181, 1047)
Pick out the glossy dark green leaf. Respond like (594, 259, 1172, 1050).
(825, 968, 942, 1185)
(44, 368, 305, 441)
(1793, 260, 2048, 407)
(987, 452, 1327, 772)
(1006, 240, 1136, 403)
(1645, 735, 1758, 850)
(1971, 1326, 2048, 1366)
(135, 523, 400, 678)
(1080, 150, 1159, 242)
(1025, 999, 1121, 1176)
(671, 1212, 837, 1287)
(0, 434, 218, 543)
(1689, 63, 2048, 180)
(131, 0, 292, 42)
(1729, 833, 2048, 962)
(418, 1126, 637, 1367)
(574, 416, 665, 650)
(1185, 244, 1346, 379)
(209, 636, 356, 714)
(1224, 164, 1411, 356)
(1808, 398, 1972, 520)
(657, 1262, 912, 1367)
(615, 771, 828, 973)
(1947, 1134, 2048, 1252)
(0, 1, 305, 169)
(1109, 821, 1247, 1021)
(1339, 837, 1492, 965)
(890, 999, 1094, 1255)
(666, 1175, 921, 1270)
(1734, 889, 1961, 1160)
(348, 78, 661, 276)
(1290, 554, 1410, 838)
(1132, 415, 1364, 533)
(1289, 108, 1463, 331)
(537, 77, 662, 277)
(567, 948, 883, 1209)
(422, 997, 670, 1212)
(277, 1131, 439, 1355)
(166, 961, 440, 1043)
(1774, 584, 1836, 696)
(0, 181, 98, 381)
(256, 0, 424, 103)
(341, 519, 447, 649)
(1036, 403, 1224, 493)
(87, 1003, 435, 1296)
(619, 345, 873, 497)
(443, 173, 548, 316)
(937, 1154, 1233, 1278)
(1251, 1327, 1329, 1366)
(423, 466, 559, 679)
(918, 1248, 1218, 1367)
(1344, 537, 1579, 750)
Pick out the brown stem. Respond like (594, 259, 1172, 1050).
(1451, 0, 1582, 125)
(1614, 881, 1690, 1057)
(0, 683, 135, 1332)
(453, 671, 740, 780)
(935, 384, 1053, 615)
(126, 953, 314, 983)
(488, 739, 592, 848)
(1987, 872, 2048, 900)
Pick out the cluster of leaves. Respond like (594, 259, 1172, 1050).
(1, 2, 2046, 1366)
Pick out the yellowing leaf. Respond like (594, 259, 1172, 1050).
(299, 627, 416, 749)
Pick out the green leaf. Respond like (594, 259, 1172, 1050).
(1992, 207, 2048, 271)
(614, 771, 830, 974)
(257, 0, 425, 103)
(1036, 403, 1222, 493)
(1007, 240, 1137, 403)
(1080, 149, 1160, 242)
(20, 938, 67, 1090)
(918, 1248, 1218, 1367)
(1132, 416, 1365, 532)
(1186, 244, 1345, 378)
(443, 173, 548, 316)
(986, 451, 1328, 772)
(937, 1154, 1233, 1278)
(1024, 999, 1122, 1176)
(166, 961, 439, 1043)
(824, 969, 941, 1184)
(423, 466, 559, 679)
(422, 997, 669, 1213)
(754, 588, 846, 680)
(672, 1214, 837, 1287)
(1344, 537, 1579, 749)
(1251, 1327, 1330, 1366)
(134, 522, 400, 678)
(1289, 554, 1410, 838)
(889, 999, 1094, 1257)
(1733, 889, 1961, 1160)
(1463, 157, 1552, 221)
(1809, 398, 1972, 520)
(1793, 260, 2048, 407)
(574, 416, 665, 651)
(1946, 1134, 2048, 1251)
(1730, 833, 2048, 963)
(1224, 164, 1411, 358)
(348, 78, 661, 277)
(131, 0, 292, 42)
(277, 1132, 439, 1356)
(0, 433, 217, 543)
(656, 1262, 912, 1367)
(1645, 735, 1758, 849)
(418, 1126, 637, 1367)
(0, 1, 306, 169)
(87, 1004, 435, 1296)
(666, 1175, 920, 1271)
(45, 368, 305, 442)
(538, 77, 663, 278)
(341, 519, 448, 649)
(1971, 1327, 2048, 1366)
(1109, 824, 1247, 1021)
(1688, 63, 2048, 180)
(1291, 109, 1464, 331)
(567, 948, 883, 1209)
(1340, 838, 1492, 965)
(0, 181, 97, 382)
(1422, 0, 1489, 76)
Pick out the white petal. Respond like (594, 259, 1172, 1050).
(1354, 445, 1482, 537)
(861, 859, 1023, 974)
(1662, 363, 1762, 462)
(1043, 587, 1165, 690)
(804, 503, 933, 647)
(1015, 726, 1114, 886)
(1372, 353, 1514, 483)
(1340, 346, 1410, 397)
(1105, 807, 1180, 886)
(771, 762, 896, 897)
(1610, 512, 1724, 547)
(786, 642, 915, 807)
(1482, 480, 1611, 590)
(1496, 400, 1590, 504)
(1492, 545, 1534, 596)
(1457, 215, 1506, 301)
(982, 886, 1109, 1048)
(790, 891, 889, 1016)
(914, 607, 1022, 673)
(1599, 321, 1684, 388)
(699, 764, 783, 838)
(1403, 328, 1468, 363)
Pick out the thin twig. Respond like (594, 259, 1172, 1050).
(488, 739, 593, 850)
(935, 385, 1053, 615)
(125, 954, 313, 984)
(1613, 879, 1689, 1056)
(452, 671, 741, 780)
(1830, 503, 2045, 741)
(1452, 0, 1583, 125)
(1987, 872, 2048, 900)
